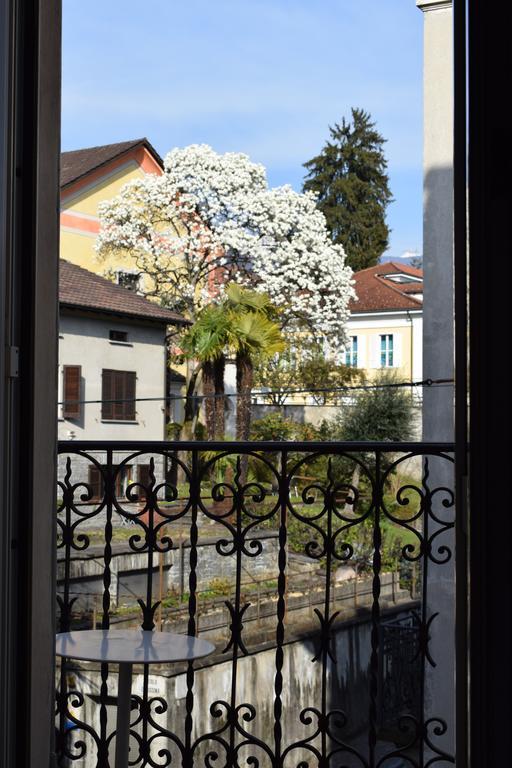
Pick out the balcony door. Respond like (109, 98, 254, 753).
(0, 1, 61, 766)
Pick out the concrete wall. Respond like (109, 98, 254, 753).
(57, 532, 280, 612)
(417, 0, 455, 757)
(61, 607, 414, 767)
(419, 0, 454, 434)
(58, 311, 167, 442)
(252, 401, 423, 439)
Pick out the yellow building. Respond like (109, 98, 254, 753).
(59, 138, 187, 423)
(60, 138, 163, 287)
(345, 262, 423, 385)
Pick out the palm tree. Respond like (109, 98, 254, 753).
(224, 285, 285, 441)
(182, 285, 285, 443)
(181, 305, 230, 440)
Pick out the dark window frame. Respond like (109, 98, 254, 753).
(88, 464, 133, 500)
(117, 271, 140, 292)
(109, 329, 128, 343)
(101, 369, 137, 421)
(62, 364, 81, 419)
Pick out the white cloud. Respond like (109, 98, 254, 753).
(398, 249, 421, 260)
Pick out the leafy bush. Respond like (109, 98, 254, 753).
(325, 370, 415, 444)
(250, 413, 298, 442)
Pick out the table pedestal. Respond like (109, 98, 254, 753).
(115, 662, 133, 768)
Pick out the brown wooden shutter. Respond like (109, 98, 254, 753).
(88, 466, 103, 501)
(138, 464, 151, 499)
(112, 370, 124, 420)
(124, 371, 136, 420)
(102, 370, 136, 420)
(102, 369, 113, 420)
(63, 365, 81, 419)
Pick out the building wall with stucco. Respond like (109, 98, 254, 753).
(345, 310, 423, 385)
(60, 146, 162, 279)
(58, 310, 167, 442)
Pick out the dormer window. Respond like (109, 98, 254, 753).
(385, 273, 423, 284)
(117, 271, 140, 292)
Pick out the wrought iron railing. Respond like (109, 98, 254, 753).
(56, 440, 456, 768)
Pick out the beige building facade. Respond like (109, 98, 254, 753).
(345, 262, 423, 387)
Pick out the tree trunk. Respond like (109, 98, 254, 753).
(202, 360, 216, 441)
(236, 352, 253, 441)
(344, 463, 361, 514)
(235, 352, 253, 485)
(181, 364, 201, 440)
(213, 355, 226, 440)
(174, 364, 202, 485)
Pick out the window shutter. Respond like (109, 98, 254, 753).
(102, 370, 136, 420)
(357, 335, 366, 368)
(112, 370, 124, 420)
(63, 365, 81, 419)
(102, 370, 113, 420)
(393, 332, 401, 368)
(138, 464, 151, 500)
(370, 336, 380, 369)
(88, 466, 103, 500)
(124, 372, 136, 420)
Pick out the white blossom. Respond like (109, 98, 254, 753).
(96, 144, 354, 352)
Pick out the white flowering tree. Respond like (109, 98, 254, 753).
(96, 144, 355, 436)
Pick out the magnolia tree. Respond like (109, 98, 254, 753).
(97, 145, 354, 341)
(95, 145, 355, 435)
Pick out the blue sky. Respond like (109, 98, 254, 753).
(62, 0, 423, 263)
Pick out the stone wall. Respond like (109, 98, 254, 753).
(60, 605, 414, 768)
(57, 531, 280, 612)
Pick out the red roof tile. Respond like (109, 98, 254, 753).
(59, 260, 187, 325)
(350, 262, 423, 313)
(60, 138, 163, 188)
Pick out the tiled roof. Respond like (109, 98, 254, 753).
(60, 138, 163, 188)
(59, 260, 187, 325)
(350, 262, 423, 313)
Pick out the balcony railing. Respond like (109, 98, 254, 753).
(56, 440, 456, 768)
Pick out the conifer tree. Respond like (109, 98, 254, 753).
(303, 108, 393, 270)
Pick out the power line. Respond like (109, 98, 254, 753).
(57, 377, 454, 407)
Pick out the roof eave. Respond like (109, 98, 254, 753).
(59, 302, 189, 326)
(349, 307, 423, 316)
(60, 138, 164, 191)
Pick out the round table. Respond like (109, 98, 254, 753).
(56, 629, 215, 768)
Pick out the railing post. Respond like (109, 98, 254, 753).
(184, 446, 199, 767)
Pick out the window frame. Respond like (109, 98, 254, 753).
(109, 329, 129, 343)
(62, 364, 81, 419)
(116, 270, 140, 293)
(379, 333, 394, 368)
(101, 369, 137, 422)
(345, 335, 358, 368)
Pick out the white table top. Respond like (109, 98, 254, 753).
(56, 630, 215, 664)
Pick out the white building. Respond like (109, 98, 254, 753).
(58, 259, 187, 491)
(345, 262, 423, 388)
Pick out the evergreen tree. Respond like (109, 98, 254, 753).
(303, 108, 393, 271)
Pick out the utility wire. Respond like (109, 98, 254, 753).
(57, 377, 453, 407)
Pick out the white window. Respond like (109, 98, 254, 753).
(380, 334, 394, 367)
(345, 336, 358, 367)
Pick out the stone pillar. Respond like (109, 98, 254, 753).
(417, 0, 454, 428)
(417, 0, 455, 758)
